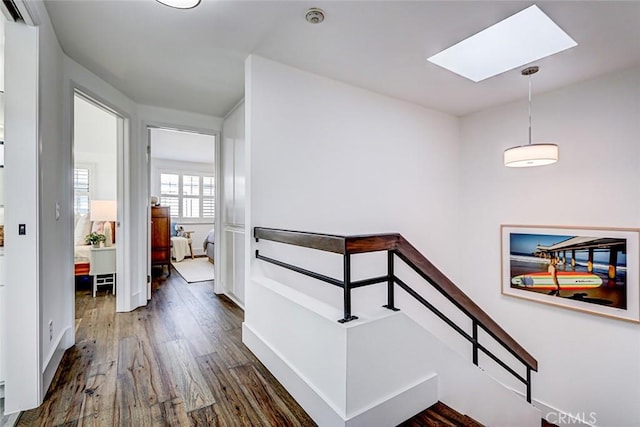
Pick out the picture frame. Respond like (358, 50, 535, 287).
(501, 225, 640, 323)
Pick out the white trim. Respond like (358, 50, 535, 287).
(144, 122, 222, 296)
(224, 291, 244, 311)
(71, 85, 131, 313)
(41, 326, 72, 393)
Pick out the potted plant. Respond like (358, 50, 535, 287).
(85, 232, 106, 248)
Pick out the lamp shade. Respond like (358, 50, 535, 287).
(504, 143, 558, 168)
(90, 200, 117, 221)
(156, 0, 200, 9)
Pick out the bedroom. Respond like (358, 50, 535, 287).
(149, 128, 216, 284)
(73, 93, 120, 301)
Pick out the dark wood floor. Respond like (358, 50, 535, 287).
(17, 271, 316, 426)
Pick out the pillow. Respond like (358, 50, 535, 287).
(170, 221, 178, 237)
(74, 214, 91, 246)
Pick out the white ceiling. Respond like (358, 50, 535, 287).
(150, 128, 214, 164)
(44, 1, 640, 118)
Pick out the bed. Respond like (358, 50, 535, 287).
(203, 229, 214, 263)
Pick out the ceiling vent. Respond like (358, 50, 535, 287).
(305, 8, 325, 24)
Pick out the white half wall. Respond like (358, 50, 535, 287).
(459, 67, 640, 426)
(244, 277, 540, 426)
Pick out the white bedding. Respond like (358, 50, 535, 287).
(171, 237, 190, 262)
(75, 245, 91, 262)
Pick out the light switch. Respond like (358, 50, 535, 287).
(18, 224, 26, 235)
(55, 201, 60, 220)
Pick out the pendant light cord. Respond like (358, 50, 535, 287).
(528, 74, 532, 146)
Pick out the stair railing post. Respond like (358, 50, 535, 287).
(472, 320, 479, 366)
(338, 253, 358, 323)
(527, 367, 532, 403)
(383, 250, 399, 312)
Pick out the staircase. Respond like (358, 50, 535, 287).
(251, 227, 541, 426)
(400, 402, 559, 427)
(399, 402, 484, 427)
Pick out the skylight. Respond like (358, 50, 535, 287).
(427, 5, 577, 82)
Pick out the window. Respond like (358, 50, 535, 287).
(159, 172, 214, 221)
(74, 167, 91, 215)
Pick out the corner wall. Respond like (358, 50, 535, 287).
(459, 67, 640, 426)
(245, 55, 460, 323)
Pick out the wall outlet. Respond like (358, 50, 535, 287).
(49, 320, 53, 342)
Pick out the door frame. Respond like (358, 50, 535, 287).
(144, 122, 222, 296)
(71, 85, 130, 313)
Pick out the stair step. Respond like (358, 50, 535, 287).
(397, 401, 484, 427)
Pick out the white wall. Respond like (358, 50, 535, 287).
(246, 55, 461, 327)
(74, 95, 117, 200)
(4, 0, 63, 411)
(34, 0, 71, 398)
(459, 67, 640, 426)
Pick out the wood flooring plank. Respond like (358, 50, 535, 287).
(117, 335, 171, 408)
(209, 327, 252, 369)
(73, 409, 115, 427)
(187, 404, 226, 427)
(196, 352, 264, 427)
(158, 339, 216, 412)
(149, 398, 191, 427)
(19, 342, 97, 427)
(93, 295, 118, 365)
(74, 307, 97, 343)
(186, 282, 242, 331)
(228, 363, 310, 427)
(77, 360, 117, 422)
(162, 283, 219, 357)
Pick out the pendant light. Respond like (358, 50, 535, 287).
(504, 66, 558, 167)
(156, 0, 200, 9)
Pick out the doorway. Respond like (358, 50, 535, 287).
(147, 128, 217, 296)
(72, 91, 124, 311)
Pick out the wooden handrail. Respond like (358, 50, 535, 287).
(254, 227, 538, 373)
(394, 238, 538, 371)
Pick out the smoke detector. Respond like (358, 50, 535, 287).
(305, 8, 325, 24)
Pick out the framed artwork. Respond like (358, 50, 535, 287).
(501, 225, 640, 323)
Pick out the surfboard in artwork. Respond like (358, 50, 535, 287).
(511, 272, 603, 290)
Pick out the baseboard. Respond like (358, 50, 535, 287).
(508, 387, 593, 427)
(243, 322, 439, 427)
(243, 322, 347, 426)
(345, 374, 438, 427)
(42, 326, 73, 394)
(224, 291, 244, 310)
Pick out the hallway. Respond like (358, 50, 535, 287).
(17, 272, 314, 426)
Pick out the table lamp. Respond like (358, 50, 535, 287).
(90, 200, 117, 247)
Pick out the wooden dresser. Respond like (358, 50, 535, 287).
(151, 206, 171, 276)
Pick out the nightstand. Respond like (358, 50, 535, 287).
(89, 246, 116, 297)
